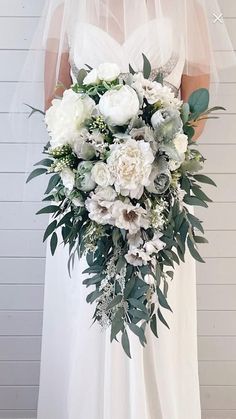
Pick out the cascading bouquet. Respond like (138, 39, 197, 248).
(27, 55, 224, 357)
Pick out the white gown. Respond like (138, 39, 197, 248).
(37, 19, 201, 419)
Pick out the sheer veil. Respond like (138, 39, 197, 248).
(9, 0, 236, 201)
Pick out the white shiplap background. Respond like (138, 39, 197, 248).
(0, 1, 236, 418)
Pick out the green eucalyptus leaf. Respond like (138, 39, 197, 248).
(34, 158, 53, 167)
(187, 236, 205, 263)
(186, 213, 204, 234)
(36, 205, 60, 215)
(183, 195, 208, 208)
(128, 323, 147, 346)
(150, 314, 158, 338)
(43, 220, 57, 242)
(181, 103, 190, 124)
(45, 174, 61, 195)
(121, 329, 132, 358)
(194, 235, 208, 244)
(188, 88, 209, 115)
(157, 308, 170, 329)
(124, 276, 136, 299)
(26, 168, 48, 183)
(192, 186, 212, 203)
(106, 295, 123, 310)
(111, 307, 124, 341)
(157, 288, 172, 312)
(50, 232, 58, 256)
(128, 308, 149, 321)
(142, 53, 151, 79)
(193, 174, 217, 187)
(128, 298, 148, 313)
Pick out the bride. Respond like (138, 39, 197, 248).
(35, 1, 214, 418)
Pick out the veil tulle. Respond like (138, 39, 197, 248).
(9, 0, 236, 201)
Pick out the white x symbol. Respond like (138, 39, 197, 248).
(213, 13, 223, 24)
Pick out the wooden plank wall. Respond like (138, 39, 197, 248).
(0, 1, 235, 418)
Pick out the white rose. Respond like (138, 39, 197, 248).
(45, 89, 95, 148)
(99, 85, 139, 126)
(107, 138, 154, 199)
(60, 168, 75, 191)
(91, 162, 114, 187)
(98, 63, 120, 82)
(173, 133, 188, 155)
(83, 68, 100, 85)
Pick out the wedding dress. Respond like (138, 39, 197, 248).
(37, 17, 201, 419)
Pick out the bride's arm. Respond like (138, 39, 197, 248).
(44, 50, 72, 111)
(44, 5, 72, 111)
(181, 73, 210, 142)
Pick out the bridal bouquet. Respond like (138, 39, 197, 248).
(28, 55, 223, 357)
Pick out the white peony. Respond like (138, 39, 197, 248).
(45, 89, 95, 148)
(98, 63, 120, 82)
(107, 138, 154, 199)
(112, 200, 150, 234)
(60, 168, 75, 191)
(83, 68, 100, 85)
(91, 162, 114, 188)
(125, 248, 151, 267)
(98, 85, 139, 126)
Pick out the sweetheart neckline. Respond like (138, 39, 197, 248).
(75, 17, 170, 49)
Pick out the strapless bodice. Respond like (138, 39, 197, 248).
(68, 18, 185, 91)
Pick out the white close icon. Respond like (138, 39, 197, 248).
(212, 12, 223, 23)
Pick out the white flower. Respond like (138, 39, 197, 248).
(99, 85, 139, 126)
(107, 138, 154, 199)
(168, 159, 182, 171)
(151, 109, 165, 129)
(85, 187, 115, 225)
(112, 200, 150, 234)
(173, 133, 188, 156)
(76, 161, 96, 192)
(127, 231, 143, 249)
(60, 168, 75, 191)
(72, 128, 96, 160)
(45, 89, 95, 148)
(132, 72, 182, 108)
(91, 162, 114, 188)
(94, 186, 117, 202)
(125, 248, 151, 266)
(83, 69, 100, 85)
(98, 63, 120, 82)
(144, 233, 165, 255)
